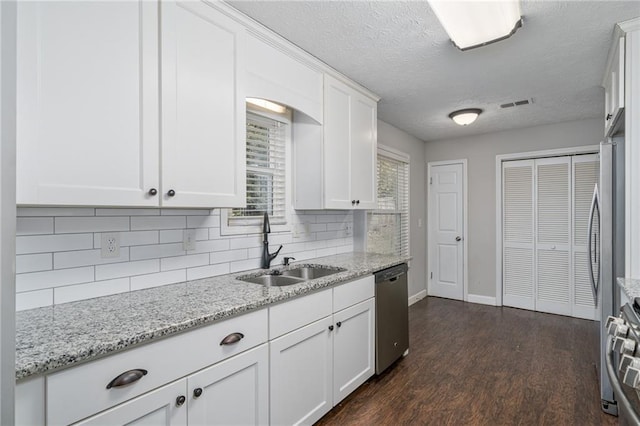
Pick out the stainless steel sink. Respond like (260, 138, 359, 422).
(237, 265, 345, 287)
(281, 266, 343, 280)
(239, 275, 305, 287)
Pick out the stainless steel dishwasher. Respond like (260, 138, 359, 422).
(375, 263, 409, 374)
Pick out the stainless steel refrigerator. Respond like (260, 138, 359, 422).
(589, 137, 625, 416)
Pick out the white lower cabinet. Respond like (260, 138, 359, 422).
(188, 344, 269, 426)
(17, 277, 377, 426)
(270, 316, 334, 425)
(332, 298, 375, 405)
(269, 275, 375, 425)
(76, 380, 188, 426)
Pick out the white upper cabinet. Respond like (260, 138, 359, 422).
(17, 1, 246, 208)
(161, 1, 246, 208)
(245, 33, 323, 124)
(603, 35, 625, 137)
(294, 74, 378, 210)
(17, 1, 160, 206)
(324, 74, 377, 210)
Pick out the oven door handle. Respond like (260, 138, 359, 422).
(606, 336, 640, 424)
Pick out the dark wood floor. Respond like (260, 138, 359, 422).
(317, 297, 617, 426)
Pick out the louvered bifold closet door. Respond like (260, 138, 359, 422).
(502, 160, 535, 310)
(535, 157, 572, 316)
(572, 154, 599, 319)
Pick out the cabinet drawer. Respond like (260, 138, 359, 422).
(47, 308, 267, 425)
(269, 289, 332, 339)
(333, 275, 374, 312)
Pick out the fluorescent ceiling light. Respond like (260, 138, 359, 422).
(449, 109, 482, 126)
(247, 98, 287, 114)
(428, 0, 522, 51)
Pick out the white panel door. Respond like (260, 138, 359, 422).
(429, 163, 464, 300)
(323, 75, 352, 209)
(270, 316, 333, 426)
(333, 298, 375, 405)
(350, 95, 377, 209)
(572, 154, 600, 320)
(188, 344, 269, 426)
(502, 160, 535, 310)
(161, 1, 246, 208)
(16, 1, 160, 206)
(76, 380, 187, 426)
(536, 157, 572, 316)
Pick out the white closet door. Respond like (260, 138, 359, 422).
(503, 160, 535, 310)
(572, 154, 599, 320)
(536, 157, 572, 316)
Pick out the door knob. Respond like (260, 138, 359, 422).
(455, 236, 462, 242)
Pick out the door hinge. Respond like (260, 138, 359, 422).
(430, 177, 433, 184)
(430, 272, 433, 279)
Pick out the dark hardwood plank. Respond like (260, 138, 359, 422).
(317, 297, 617, 426)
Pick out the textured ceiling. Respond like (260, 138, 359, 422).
(228, 0, 640, 142)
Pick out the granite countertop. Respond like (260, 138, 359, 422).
(16, 252, 408, 380)
(617, 277, 640, 300)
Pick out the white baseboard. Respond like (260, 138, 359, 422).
(408, 289, 427, 306)
(466, 294, 497, 306)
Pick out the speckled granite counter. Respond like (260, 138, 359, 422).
(16, 252, 408, 380)
(617, 277, 640, 300)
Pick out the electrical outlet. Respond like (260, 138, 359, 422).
(101, 233, 120, 258)
(183, 229, 196, 251)
(345, 223, 353, 236)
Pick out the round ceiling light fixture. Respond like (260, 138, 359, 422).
(449, 108, 482, 126)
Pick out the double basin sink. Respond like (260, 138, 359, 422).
(237, 265, 345, 287)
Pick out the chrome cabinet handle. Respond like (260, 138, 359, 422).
(148, 188, 158, 196)
(328, 325, 334, 331)
(106, 369, 148, 389)
(336, 321, 342, 328)
(220, 332, 244, 346)
(167, 189, 176, 197)
(455, 236, 462, 242)
(193, 388, 203, 398)
(176, 395, 186, 407)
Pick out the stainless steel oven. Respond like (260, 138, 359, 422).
(606, 301, 640, 424)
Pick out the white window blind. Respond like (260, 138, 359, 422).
(228, 111, 287, 227)
(367, 150, 410, 257)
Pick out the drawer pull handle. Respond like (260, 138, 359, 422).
(106, 369, 148, 389)
(220, 332, 244, 346)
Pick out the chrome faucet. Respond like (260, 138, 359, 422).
(261, 212, 282, 269)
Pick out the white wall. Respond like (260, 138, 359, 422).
(424, 117, 603, 299)
(15, 208, 353, 310)
(0, 0, 16, 422)
(377, 120, 427, 300)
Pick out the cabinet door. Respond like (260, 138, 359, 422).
(188, 344, 268, 426)
(16, 1, 160, 206)
(270, 316, 333, 425)
(350, 94, 377, 209)
(75, 380, 188, 426)
(161, 1, 246, 208)
(333, 298, 375, 405)
(604, 36, 625, 137)
(323, 75, 353, 209)
(536, 156, 572, 316)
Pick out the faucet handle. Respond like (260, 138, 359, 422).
(283, 257, 296, 266)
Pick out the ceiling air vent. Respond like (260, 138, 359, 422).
(500, 98, 533, 109)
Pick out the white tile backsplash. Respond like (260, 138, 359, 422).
(130, 269, 186, 291)
(16, 289, 54, 311)
(95, 259, 160, 281)
(55, 216, 130, 234)
(16, 233, 94, 254)
(15, 208, 354, 310)
(16, 253, 53, 274)
(16, 218, 54, 235)
(54, 278, 130, 304)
